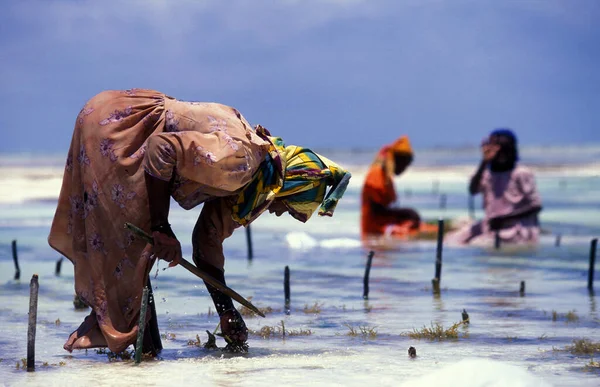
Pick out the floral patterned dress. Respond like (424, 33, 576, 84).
(48, 89, 270, 353)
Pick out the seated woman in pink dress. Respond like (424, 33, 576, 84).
(446, 129, 542, 246)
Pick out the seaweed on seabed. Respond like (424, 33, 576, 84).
(303, 302, 323, 314)
(345, 324, 377, 339)
(551, 310, 579, 323)
(585, 358, 600, 370)
(249, 320, 312, 339)
(405, 321, 468, 341)
(565, 339, 600, 355)
(238, 297, 276, 317)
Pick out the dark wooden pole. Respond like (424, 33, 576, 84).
(432, 219, 444, 294)
(55, 257, 63, 276)
(519, 281, 525, 297)
(284, 266, 291, 315)
(435, 219, 444, 281)
(363, 251, 375, 299)
(494, 231, 501, 250)
(439, 194, 447, 210)
(135, 287, 149, 364)
(432, 180, 439, 195)
(555, 234, 561, 247)
(246, 225, 253, 261)
(588, 238, 598, 291)
(146, 278, 162, 352)
(27, 274, 39, 371)
(12, 240, 20, 280)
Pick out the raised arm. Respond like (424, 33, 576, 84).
(469, 142, 500, 195)
(469, 160, 487, 195)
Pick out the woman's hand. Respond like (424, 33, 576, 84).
(152, 231, 182, 267)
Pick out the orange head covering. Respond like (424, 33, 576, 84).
(373, 135, 413, 175)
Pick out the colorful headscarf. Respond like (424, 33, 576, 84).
(231, 126, 351, 225)
(373, 135, 414, 176)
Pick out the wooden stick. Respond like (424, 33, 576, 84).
(588, 238, 598, 291)
(363, 251, 375, 299)
(27, 274, 39, 371)
(435, 219, 444, 282)
(55, 257, 63, 276)
(134, 287, 149, 364)
(12, 240, 20, 281)
(432, 180, 439, 195)
(124, 222, 265, 317)
(494, 231, 501, 250)
(431, 278, 440, 294)
(519, 281, 525, 297)
(246, 225, 253, 261)
(439, 194, 447, 210)
(284, 266, 291, 315)
(555, 234, 561, 247)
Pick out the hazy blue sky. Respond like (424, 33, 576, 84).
(1, 0, 599, 153)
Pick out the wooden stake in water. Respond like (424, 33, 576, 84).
(439, 194, 447, 210)
(284, 266, 291, 315)
(432, 219, 445, 294)
(520, 281, 526, 297)
(245, 225, 253, 261)
(555, 234, 561, 247)
(468, 195, 475, 220)
(588, 238, 598, 291)
(363, 251, 375, 300)
(55, 257, 63, 276)
(435, 219, 444, 282)
(134, 287, 149, 364)
(27, 274, 39, 372)
(494, 231, 501, 250)
(12, 240, 20, 280)
(146, 279, 162, 352)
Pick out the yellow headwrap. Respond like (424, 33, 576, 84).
(374, 135, 413, 176)
(231, 126, 351, 225)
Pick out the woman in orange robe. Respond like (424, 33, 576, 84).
(361, 136, 432, 239)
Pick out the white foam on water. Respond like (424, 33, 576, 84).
(285, 231, 318, 250)
(399, 358, 552, 387)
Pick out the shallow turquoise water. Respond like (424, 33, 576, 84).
(0, 150, 599, 386)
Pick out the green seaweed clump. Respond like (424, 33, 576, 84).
(566, 339, 600, 355)
(406, 321, 466, 341)
(345, 324, 377, 339)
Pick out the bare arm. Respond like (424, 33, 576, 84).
(144, 138, 181, 266)
(469, 143, 500, 195)
(469, 161, 487, 195)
